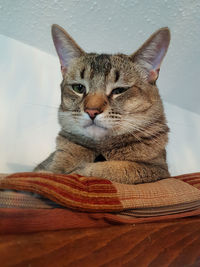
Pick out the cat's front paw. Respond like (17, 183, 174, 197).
(74, 164, 92, 177)
(74, 163, 106, 179)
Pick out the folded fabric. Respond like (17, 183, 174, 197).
(1, 172, 200, 213)
(0, 172, 200, 233)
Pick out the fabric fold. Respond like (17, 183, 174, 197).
(0, 172, 200, 233)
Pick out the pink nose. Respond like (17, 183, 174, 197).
(85, 109, 100, 119)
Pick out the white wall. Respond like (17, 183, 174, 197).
(165, 103, 200, 175)
(0, 34, 200, 175)
(0, 34, 60, 172)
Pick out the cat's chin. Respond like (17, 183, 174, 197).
(84, 125, 108, 140)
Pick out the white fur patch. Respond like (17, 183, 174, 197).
(84, 125, 108, 139)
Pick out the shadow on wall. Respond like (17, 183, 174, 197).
(6, 163, 34, 173)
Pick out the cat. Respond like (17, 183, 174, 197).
(34, 24, 170, 184)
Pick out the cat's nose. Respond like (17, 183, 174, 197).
(85, 108, 100, 120)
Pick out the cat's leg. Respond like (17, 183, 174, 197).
(34, 135, 96, 173)
(34, 152, 56, 172)
(75, 161, 169, 184)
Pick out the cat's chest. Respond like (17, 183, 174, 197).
(100, 143, 142, 162)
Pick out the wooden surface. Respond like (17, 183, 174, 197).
(0, 217, 200, 267)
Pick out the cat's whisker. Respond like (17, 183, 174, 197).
(123, 116, 165, 127)
(116, 123, 143, 143)
(119, 119, 164, 147)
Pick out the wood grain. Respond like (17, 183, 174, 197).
(0, 217, 200, 267)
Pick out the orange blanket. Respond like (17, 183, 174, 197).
(0, 172, 200, 233)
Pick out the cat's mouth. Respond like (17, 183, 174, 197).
(84, 120, 107, 129)
(83, 122, 108, 139)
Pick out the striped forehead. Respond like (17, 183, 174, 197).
(81, 54, 124, 84)
(86, 54, 112, 77)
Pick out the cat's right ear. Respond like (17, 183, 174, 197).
(130, 27, 170, 84)
(51, 24, 84, 76)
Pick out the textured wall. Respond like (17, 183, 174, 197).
(1, 34, 200, 174)
(0, 0, 200, 114)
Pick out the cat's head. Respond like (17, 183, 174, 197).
(52, 24, 170, 141)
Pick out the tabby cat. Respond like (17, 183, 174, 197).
(34, 24, 170, 184)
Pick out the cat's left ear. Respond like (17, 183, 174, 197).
(51, 24, 85, 76)
(130, 27, 170, 83)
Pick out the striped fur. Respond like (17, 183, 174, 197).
(34, 25, 171, 184)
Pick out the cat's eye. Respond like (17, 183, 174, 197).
(71, 84, 86, 94)
(111, 87, 129, 95)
